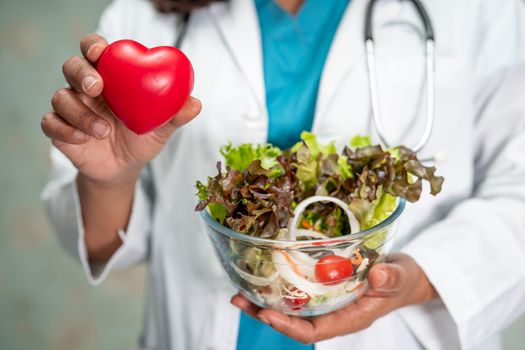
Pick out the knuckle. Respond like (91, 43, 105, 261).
(51, 123, 71, 142)
(74, 58, 90, 80)
(363, 319, 375, 329)
(79, 110, 96, 129)
(62, 56, 72, 70)
(61, 60, 68, 74)
(74, 63, 86, 83)
(70, 55, 83, 66)
(303, 334, 316, 344)
(85, 33, 99, 43)
(44, 116, 63, 139)
(51, 88, 69, 107)
(82, 33, 104, 54)
(51, 139, 60, 147)
(41, 113, 52, 134)
(356, 317, 375, 331)
(88, 37, 99, 48)
(190, 98, 202, 115)
(62, 55, 81, 75)
(78, 109, 90, 120)
(192, 104, 202, 118)
(81, 34, 94, 47)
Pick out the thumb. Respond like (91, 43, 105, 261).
(154, 96, 202, 139)
(368, 260, 408, 294)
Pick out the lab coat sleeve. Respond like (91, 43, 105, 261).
(41, 148, 153, 285)
(41, 0, 160, 285)
(399, 2, 525, 347)
(401, 67, 525, 349)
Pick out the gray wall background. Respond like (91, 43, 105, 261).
(0, 0, 523, 349)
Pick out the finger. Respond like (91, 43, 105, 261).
(80, 33, 109, 63)
(41, 112, 90, 144)
(51, 88, 110, 139)
(368, 261, 407, 294)
(261, 294, 399, 343)
(62, 56, 103, 96)
(154, 96, 202, 138)
(256, 310, 318, 344)
(170, 97, 202, 128)
(230, 294, 261, 318)
(76, 93, 115, 121)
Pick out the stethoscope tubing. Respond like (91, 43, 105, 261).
(365, 0, 434, 41)
(365, 0, 435, 153)
(175, 0, 436, 154)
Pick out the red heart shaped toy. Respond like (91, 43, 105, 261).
(97, 40, 194, 135)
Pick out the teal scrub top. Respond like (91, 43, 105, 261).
(237, 0, 349, 349)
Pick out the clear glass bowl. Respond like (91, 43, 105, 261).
(201, 199, 405, 317)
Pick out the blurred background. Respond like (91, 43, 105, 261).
(0, 0, 144, 349)
(0, 0, 524, 349)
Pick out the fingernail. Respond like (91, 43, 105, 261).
(93, 121, 109, 138)
(376, 269, 388, 288)
(86, 44, 99, 58)
(83, 76, 98, 92)
(74, 130, 88, 142)
(258, 315, 270, 325)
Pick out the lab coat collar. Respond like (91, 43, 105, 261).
(207, 0, 371, 130)
(208, 0, 266, 109)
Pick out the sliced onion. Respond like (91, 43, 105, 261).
(289, 250, 318, 266)
(288, 196, 360, 240)
(288, 250, 316, 279)
(230, 262, 279, 287)
(272, 250, 347, 296)
(356, 258, 370, 274)
(295, 229, 330, 240)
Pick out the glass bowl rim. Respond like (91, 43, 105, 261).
(200, 198, 406, 245)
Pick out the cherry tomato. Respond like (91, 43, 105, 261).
(283, 287, 311, 309)
(315, 255, 354, 285)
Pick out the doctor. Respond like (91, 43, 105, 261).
(41, 0, 525, 349)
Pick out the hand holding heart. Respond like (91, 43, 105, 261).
(41, 34, 201, 185)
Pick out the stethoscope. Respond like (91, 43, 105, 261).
(365, 0, 435, 153)
(175, 0, 439, 158)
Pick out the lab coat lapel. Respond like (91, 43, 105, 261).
(208, 0, 265, 108)
(315, 0, 368, 123)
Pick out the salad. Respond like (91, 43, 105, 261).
(196, 133, 444, 315)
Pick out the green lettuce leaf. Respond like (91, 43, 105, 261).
(337, 155, 354, 180)
(294, 144, 319, 192)
(301, 131, 337, 157)
(350, 135, 372, 148)
(220, 142, 281, 172)
(196, 134, 444, 238)
(208, 203, 228, 224)
(291, 132, 337, 156)
(195, 181, 208, 201)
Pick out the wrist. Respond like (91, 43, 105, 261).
(76, 169, 140, 191)
(401, 255, 439, 307)
(76, 171, 140, 206)
(76, 170, 139, 264)
(415, 271, 438, 303)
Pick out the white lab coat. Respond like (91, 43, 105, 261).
(42, 0, 525, 349)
